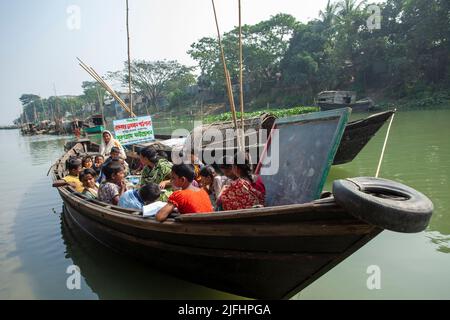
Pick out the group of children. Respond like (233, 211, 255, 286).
(53, 145, 266, 223)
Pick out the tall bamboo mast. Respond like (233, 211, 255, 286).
(39, 96, 48, 121)
(211, 0, 239, 134)
(126, 0, 133, 115)
(238, 0, 245, 149)
(33, 103, 38, 122)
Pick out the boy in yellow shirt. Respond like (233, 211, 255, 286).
(52, 158, 84, 193)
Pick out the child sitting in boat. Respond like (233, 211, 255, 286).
(98, 148, 129, 183)
(190, 149, 204, 186)
(93, 155, 104, 175)
(199, 165, 229, 208)
(155, 164, 213, 222)
(82, 156, 94, 170)
(80, 168, 99, 199)
(108, 147, 129, 175)
(52, 158, 84, 193)
(118, 183, 162, 211)
(217, 152, 265, 211)
(98, 162, 128, 205)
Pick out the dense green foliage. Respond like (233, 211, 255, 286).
(109, 60, 197, 112)
(203, 106, 319, 123)
(190, 0, 450, 107)
(18, 94, 86, 124)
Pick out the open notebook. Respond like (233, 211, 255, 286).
(143, 201, 167, 217)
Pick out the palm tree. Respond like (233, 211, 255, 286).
(333, 0, 367, 84)
(319, 0, 338, 28)
(336, 0, 367, 26)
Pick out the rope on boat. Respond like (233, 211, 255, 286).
(375, 109, 396, 178)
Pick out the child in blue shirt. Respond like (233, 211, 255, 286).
(119, 183, 162, 211)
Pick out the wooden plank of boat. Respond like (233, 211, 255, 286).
(333, 110, 395, 165)
(319, 100, 374, 112)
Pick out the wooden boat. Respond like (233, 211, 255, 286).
(83, 114, 105, 134)
(333, 110, 395, 165)
(20, 122, 37, 135)
(53, 109, 432, 299)
(317, 91, 374, 112)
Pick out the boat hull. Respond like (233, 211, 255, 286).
(319, 100, 374, 112)
(333, 111, 395, 165)
(59, 186, 382, 299)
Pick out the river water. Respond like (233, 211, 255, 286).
(1, 109, 449, 299)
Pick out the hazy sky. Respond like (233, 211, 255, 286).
(0, 0, 333, 125)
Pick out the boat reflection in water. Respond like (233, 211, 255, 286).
(60, 207, 241, 300)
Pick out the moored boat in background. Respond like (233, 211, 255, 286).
(83, 114, 105, 134)
(317, 91, 375, 112)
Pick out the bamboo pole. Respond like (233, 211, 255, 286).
(238, 0, 245, 147)
(53, 83, 65, 133)
(211, 0, 241, 149)
(96, 88, 104, 119)
(211, 0, 239, 131)
(126, 0, 133, 114)
(77, 57, 136, 117)
(39, 97, 48, 121)
(97, 88, 105, 127)
(33, 103, 38, 123)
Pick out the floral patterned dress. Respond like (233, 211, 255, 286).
(140, 158, 173, 186)
(218, 178, 265, 211)
(139, 158, 173, 201)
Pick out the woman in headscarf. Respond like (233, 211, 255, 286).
(99, 130, 127, 160)
(139, 146, 173, 201)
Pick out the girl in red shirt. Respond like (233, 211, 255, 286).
(156, 164, 213, 222)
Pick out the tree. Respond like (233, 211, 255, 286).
(81, 81, 106, 113)
(111, 60, 196, 112)
(188, 14, 299, 98)
(319, 0, 338, 29)
(19, 94, 41, 107)
(19, 94, 42, 123)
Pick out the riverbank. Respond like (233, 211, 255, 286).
(375, 90, 450, 111)
(0, 125, 19, 130)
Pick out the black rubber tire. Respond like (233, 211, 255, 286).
(332, 177, 433, 233)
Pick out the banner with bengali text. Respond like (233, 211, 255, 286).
(113, 116, 155, 146)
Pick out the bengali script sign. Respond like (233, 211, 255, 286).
(113, 116, 155, 146)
